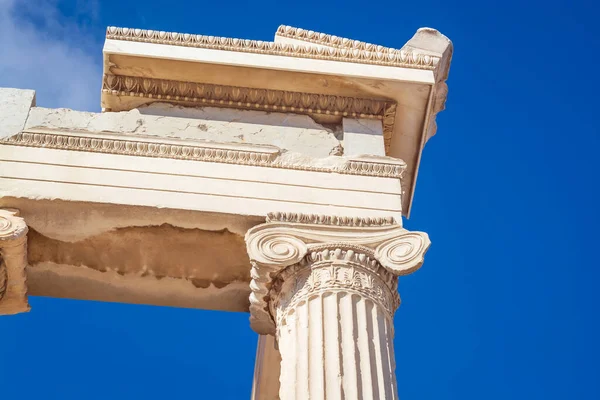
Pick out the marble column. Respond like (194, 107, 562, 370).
(0, 208, 29, 315)
(246, 213, 430, 400)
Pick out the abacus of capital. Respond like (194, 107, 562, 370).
(0, 24, 452, 399)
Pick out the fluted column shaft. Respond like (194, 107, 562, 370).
(272, 249, 399, 400)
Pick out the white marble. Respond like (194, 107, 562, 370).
(343, 117, 386, 156)
(0, 88, 35, 139)
(26, 103, 342, 158)
(246, 218, 431, 399)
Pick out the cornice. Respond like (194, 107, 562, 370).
(106, 26, 438, 70)
(2, 130, 406, 179)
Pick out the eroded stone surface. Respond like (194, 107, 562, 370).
(0, 198, 260, 242)
(0, 88, 36, 139)
(26, 262, 250, 312)
(25, 103, 343, 157)
(27, 225, 250, 287)
(0, 198, 258, 312)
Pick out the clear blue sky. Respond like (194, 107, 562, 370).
(1, 0, 599, 398)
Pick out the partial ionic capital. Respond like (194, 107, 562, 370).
(0, 209, 30, 315)
(245, 212, 430, 335)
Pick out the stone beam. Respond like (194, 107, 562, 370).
(1, 129, 405, 219)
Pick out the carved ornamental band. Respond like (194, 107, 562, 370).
(245, 212, 430, 335)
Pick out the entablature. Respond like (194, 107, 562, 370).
(101, 25, 452, 216)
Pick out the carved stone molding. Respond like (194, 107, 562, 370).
(102, 74, 392, 119)
(245, 213, 430, 335)
(276, 25, 399, 52)
(106, 27, 439, 70)
(0, 209, 29, 315)
(266, 212, 396, 226)
(2, 130, 406, 179)
(383, 102, 397, 154)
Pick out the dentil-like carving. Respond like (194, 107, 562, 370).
(3, 131, 406, 179)
(106, 27, 439, 70)
(276, 25, 400, 52)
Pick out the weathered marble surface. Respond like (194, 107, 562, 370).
(0, 88, 403, 314)
(26, 102, 343, 158)
(0, 88, 35, 139)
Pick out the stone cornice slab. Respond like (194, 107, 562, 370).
(106, 26, 439, 70)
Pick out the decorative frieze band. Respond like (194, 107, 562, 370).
(2, 131, 406, 179)
(277, 25, 398, 53)
(106, 27, 438, 70)
(266, 212, 396, 227)
(102, 74, 391, 119)
(102, 74, 397, 155)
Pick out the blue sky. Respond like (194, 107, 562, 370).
(0, 0, 599, 398)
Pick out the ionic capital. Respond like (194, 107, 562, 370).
(0, 208, 28, 244)
(245, 212, 430, 335)
(0, 209, 30, 314)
